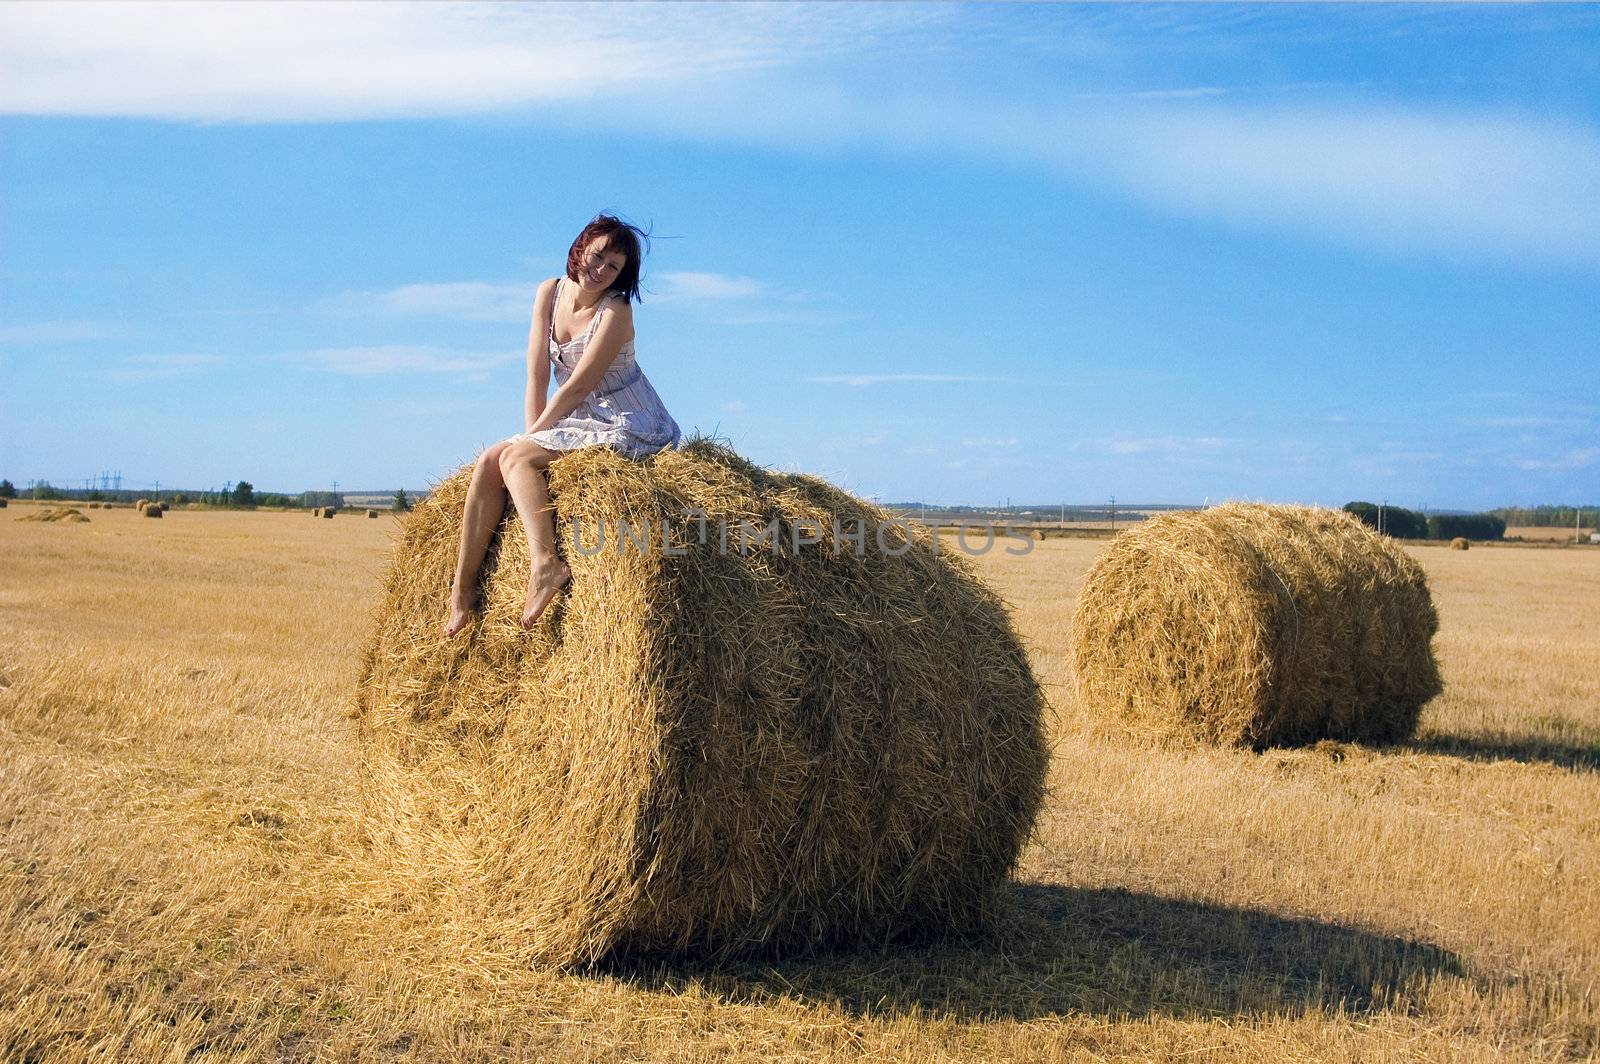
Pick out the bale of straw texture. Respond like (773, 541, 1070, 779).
(322, 507, 335, 519)
(355, 438, 1048, 967)
(19, 507, 88, 523)
(1072, 502, 1441, 749)
(143, 505, 163, 519)
(0, 498, 9, 508)
(1451, 537, 1470, 551)
(366, 509, 379, 518)
(136, 498, 149, 510)
(157, 501, 170, 512)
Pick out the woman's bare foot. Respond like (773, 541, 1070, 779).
(521, 558, 572, 629)
(444, 594, 476, 637)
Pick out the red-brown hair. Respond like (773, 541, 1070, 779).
(565, 213, 650, 304)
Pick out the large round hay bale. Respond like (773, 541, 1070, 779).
(366, 509, 379, 518)
(0, 498, 9, 508)
(322, 507, 335, 519)
(135, 498, 149, 510)
(356, 439, 1048, 967)
(1450, 537, 1470, 551)
(1072, 503, 1440, 748)
(143, 505, 163, 519)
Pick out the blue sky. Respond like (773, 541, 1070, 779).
(2, 2, 1597, 508)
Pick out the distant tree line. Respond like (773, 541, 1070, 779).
(1343, 502, 1506, 541)
(0, 477, 416, 512)
(1488, 505, 1597, 529)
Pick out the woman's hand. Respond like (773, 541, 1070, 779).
(524, 296, 633, 435)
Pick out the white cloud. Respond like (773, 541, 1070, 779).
(961, 436, 1020, 449)
(102, 353, 222, 380)
(0, 320, 127, 343)
(1513, 447, 1600, 472)
(806, 373, 1001, 387)
(321, 281, 535, 323)
(7, 5, 1599, 269)
(1105, 435, 1233, 456)
(652, 272, 767, 302)
(1065, 103, 1600, 269)
(0, 2, 935, 122)
(720, 399, 748, 414)
(286, 344, 518, 375)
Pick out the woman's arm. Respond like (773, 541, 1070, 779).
(524, 279, 558, 432)
(523, 297, 634, 435)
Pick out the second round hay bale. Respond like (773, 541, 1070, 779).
(143, 505, 163, 519)
(1072, 503, 1441, 748)
(356, 439, 1048, 967)
(366, 509, 379, 518)
(1450, 537, 1470, 551)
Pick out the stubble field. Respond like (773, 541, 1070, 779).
(1, 503, 1597, 1062)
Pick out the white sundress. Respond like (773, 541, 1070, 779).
(507, 278, 681, 460)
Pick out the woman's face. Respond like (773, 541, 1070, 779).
(577, 238, 627, 291)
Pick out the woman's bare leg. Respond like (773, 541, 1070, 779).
(498, 442, 572, 628)
(444, 441, 514, 636)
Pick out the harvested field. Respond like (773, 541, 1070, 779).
(1, 503, 1596, 1062)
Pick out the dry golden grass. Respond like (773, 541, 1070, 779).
(1, 505, 1597, 1061)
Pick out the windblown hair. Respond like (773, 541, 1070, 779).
(565, 213, 650, 304)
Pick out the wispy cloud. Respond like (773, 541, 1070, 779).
(101, 353, 223, 380)
(0, 2, 935, 122)
(320, 281, 534, 323)
(286, 345, 518, 375)
(806, 373, 1002, 387)
(0, 320, 126, 343)
(1065, 102, 1600, 269)
(1513, 447, 1600, 472)
(1104, 435, 1233, 456)
(652, 272, 768, 302)
(7, 5, 1599, 270)
(962, 435, 1021, 449)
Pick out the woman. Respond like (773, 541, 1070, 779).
(444, 214, 681, 636)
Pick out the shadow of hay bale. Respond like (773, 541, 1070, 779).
(598, 883, 1464, 1022)
(1072, 504, 1442, 748)
(356, 437, 1049, 968)
(1395, 733, 1600, 773)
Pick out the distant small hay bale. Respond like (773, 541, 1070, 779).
(356, 439, 1048, 967)
(1450, 537, 1470, 551)
(323, 507, 335, 519)
(157, 501, 170, 512)
(136, 498, 149, 510)
(143, 505, 163, 518)
(1072, 502, 1441, 749)
(0, 498, 7, 509)
(19, 507, 88, 524)
(366, 509, 379, 518)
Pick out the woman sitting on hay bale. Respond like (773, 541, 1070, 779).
(444, 214, 680, 637)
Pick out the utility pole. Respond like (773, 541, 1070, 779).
(1109, 495, 1116, 532)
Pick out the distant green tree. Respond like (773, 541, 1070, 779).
(393, 489, 412, 512)
(1343, 501, 1427, 539)
(33, 482, 63, 501)
(1427, 513, 1506, 541)
(231, 481, 256, 508)
(173, 492, 191, 505)
(0, 479, 14, 499)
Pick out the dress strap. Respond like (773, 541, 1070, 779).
(582, 290, 619, 342)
